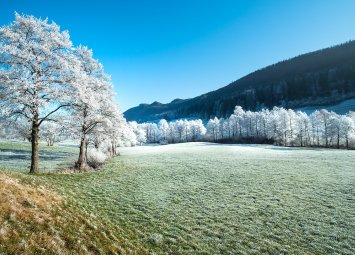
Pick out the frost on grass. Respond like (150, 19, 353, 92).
(0, 173, 64, 254)
(1, 142, 354, 254)
(50, 142, 354, 255)
(0, 141, 77, 173)
(0, 172, 146, 255)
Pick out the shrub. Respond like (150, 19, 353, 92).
(86, 149, 107, 169)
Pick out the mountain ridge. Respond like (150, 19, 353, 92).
(124, 41, 355, 122)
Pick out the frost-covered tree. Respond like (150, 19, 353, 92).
(207, 117, 220, 142)
(310, 111, 322, 146)
(228, 114, 238, 138)
(287, 109, 298, 145)
(128, 121, 146, 145)
(232, 106, 245, 138)
(88, 128, 107, 150)
(114, 115, 137, 148)
(167, 122, 176, 143)
(158, 119, 169, 143)
(125, 104, 354, 149)
(295, 111, 311, 147)
(0, 118, 31, 141)
(136, 127, 147, 145)
(221, 118, 233, 139)
(190, 119, 206, 141)
(277, 107, 290, 146)
(244, 111, 254, 138)
(41, 121, 64, 146)
(342, 115, 355, 149)
(328, 114, 341, 148)
(319, 109, 333, 147)
(121, 124, 137, 147)
(260, 108, 271, 138)
(70, 45, 119, 170)
(109, 105, 127, 152)
(175, 120, 186, 142)
(142, 122, 159, 143)
(0, 14, 78, 173)
(183, 120, 192, 142)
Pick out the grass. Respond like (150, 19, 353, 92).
(0, 142, 354, 254)
(0, 140, 77, 172)
(0, 171, 148, 255)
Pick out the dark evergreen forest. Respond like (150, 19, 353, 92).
(125, 41, 355, 122)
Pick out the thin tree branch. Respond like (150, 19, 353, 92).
(38, 104, 71, 126)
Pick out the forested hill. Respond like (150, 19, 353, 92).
(124, 41, 355, 122)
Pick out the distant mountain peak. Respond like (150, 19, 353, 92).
(171, 98, 184, 103)
(151, 101, 162, 106)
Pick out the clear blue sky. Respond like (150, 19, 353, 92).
(1, 1, 355, 111)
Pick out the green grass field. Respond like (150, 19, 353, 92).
(1, 142, 354, 254)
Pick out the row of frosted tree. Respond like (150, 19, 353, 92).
(1, 15, 354, 175)
(128, 107, 355, 149)
(0, 14, 132, 173)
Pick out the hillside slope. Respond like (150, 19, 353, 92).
(0, 171, 145, 254)
(125, 41, 355, 122)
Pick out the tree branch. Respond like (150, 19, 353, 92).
(11, 110, 31, 120)
(38, 104, 71, 126)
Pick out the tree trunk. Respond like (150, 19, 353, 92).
(112, 141, 115, 156)
(324, 123, 328, 147)
(51, 136, 55, 146)
(316, 127, 320, 146)
(85, 139, 88, 161)
(30, 120, 40, 174)
(76, 133, 87, 171)
(76, 108, 88, 171)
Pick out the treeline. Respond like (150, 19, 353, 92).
(0, 14, 131, 173)
(128, 107, 355, 149)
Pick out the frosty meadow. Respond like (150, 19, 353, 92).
(0, 9, 355, 255)
(0, 142, 354, 254)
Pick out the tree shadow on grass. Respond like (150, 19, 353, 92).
(0, 149, 75, 173)
(0, 148, 73, 161)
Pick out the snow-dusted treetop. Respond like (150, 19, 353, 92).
(0, 13, 79, 124)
